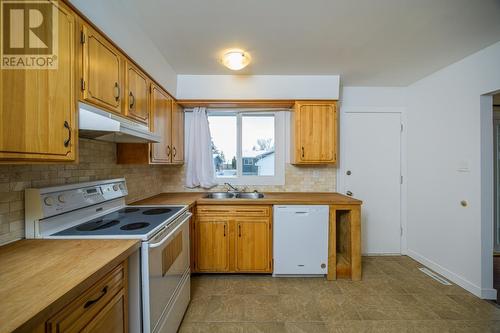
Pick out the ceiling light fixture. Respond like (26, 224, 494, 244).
(221, 49, 251, 71)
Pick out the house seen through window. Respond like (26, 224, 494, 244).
(208, 111, 282, 184)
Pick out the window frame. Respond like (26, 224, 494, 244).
(208, 110, 285, 186)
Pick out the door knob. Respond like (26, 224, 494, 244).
(346, 191, 353, 196)
(346, 170, 352, 175)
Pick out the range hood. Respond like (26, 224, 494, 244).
(78, 102, 160, 143)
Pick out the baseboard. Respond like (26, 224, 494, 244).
(407, 249, 486, 298)
(482, 288, 497, 300)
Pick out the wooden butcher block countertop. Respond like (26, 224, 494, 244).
(0, 239, 140, 333)
(134, 192, 362, 206)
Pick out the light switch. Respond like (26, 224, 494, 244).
(457, 160, 470, 173)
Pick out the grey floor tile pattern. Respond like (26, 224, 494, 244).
(179, 256, 500, 332)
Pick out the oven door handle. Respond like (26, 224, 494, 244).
(148, 212, 192, 249)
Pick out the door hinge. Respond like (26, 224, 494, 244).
(400, 226, 403, 237)
(80, 78, 85, 91)
(80, 31, 86, 44)
(150, 85, 153, 94)
(400, 175, 403, 184)
(401, 123, 404, 132)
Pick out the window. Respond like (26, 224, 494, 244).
(208, 111, 285, 185)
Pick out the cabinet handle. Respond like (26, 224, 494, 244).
(173, 146, 177, 157)
(129, 91, 135, 109)
(114, 82, 120, 101)
(223, 224, 226, 237)
(167, 145, 171, 157)
(83, 286, 108, 309)
(63, 121, 71, 147)
(236, 210, 263, 213)
(238, 224, 241, 237)
(301, 146, 305, 158)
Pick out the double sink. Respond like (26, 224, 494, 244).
(205, 192, 265, 199)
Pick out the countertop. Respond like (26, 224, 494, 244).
(0, 239, 140, 333)
(133, 192, 362, 207)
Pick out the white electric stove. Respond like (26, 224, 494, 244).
(25, 178, 191, 333)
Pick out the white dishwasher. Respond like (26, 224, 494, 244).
(273, 205, 329, 276)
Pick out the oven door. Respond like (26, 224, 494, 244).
(142, 211, 191, 333)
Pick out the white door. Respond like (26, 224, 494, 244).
(342, 112, 402, 254)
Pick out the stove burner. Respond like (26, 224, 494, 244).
(76, 220, 120, 231)
(142, 208, 171, 215)
(120, 222, 150, 230)
(120, 207, 140, 214)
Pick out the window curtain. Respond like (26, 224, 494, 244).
(185, 107, 217, 188)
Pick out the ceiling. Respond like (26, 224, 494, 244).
(122, 0, 500, 86)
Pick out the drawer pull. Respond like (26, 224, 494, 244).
(201, 210, 229, 213)
(83, 286, 108, 309)
(236, 210, 264, 213)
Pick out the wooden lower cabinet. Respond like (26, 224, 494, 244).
(194, 205, 272, 273)
(235, 219, 272, 272)
(196, 218, 230, 272)
(46, 261, 128, 333)
(81, 290, 126, 333)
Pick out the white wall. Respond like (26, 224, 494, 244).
(407, 41, 500, 299)
(69, 0, 178, 95)
(341, 87, 407, 108)
(176, 75, 340, 99)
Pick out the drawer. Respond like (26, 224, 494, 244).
(197, 205, 270, 217)
(46, 263, 125, 333)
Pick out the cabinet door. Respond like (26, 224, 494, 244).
(295, 102, 337, 163)
(81, 23, 123, 114)
(171, 100, 184, 164)
(0, 1, 76, 162)
(150, 85, 172, 163)
(125, 61, 149, 124)
(235, 219, 271, 272)
(196, 218, 230, 272)
(81, 290, 126, 333)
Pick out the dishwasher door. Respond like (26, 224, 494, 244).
(273, 205, 329, 276)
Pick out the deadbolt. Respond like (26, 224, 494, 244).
(321, 263, 326, 269)
(346, 170, 351, 175)
(346, 191, 353, 196)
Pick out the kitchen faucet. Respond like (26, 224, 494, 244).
(224, 182, 248, 192)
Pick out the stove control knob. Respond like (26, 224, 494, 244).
(113, 185, 119, 191)
(58, 195, 66, 203)
(44, 197, 54, 206)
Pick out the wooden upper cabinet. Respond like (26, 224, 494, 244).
(196, 218, 230, 272)
(0, 1, 76, 162)
(125, 61, 150, 124)
(292, 101, 337, 164)
(80, 23, 123, 114)
(150, 84, 172, 163)
(171, 100, 185, 164)
(117, 85, 185, 165)
(235, 219, 271, 272)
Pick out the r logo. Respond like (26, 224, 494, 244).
(1, 1, 58, 69)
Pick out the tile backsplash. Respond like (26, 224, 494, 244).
(0, 139, 336, 245)
(161, 164, 336, 193)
